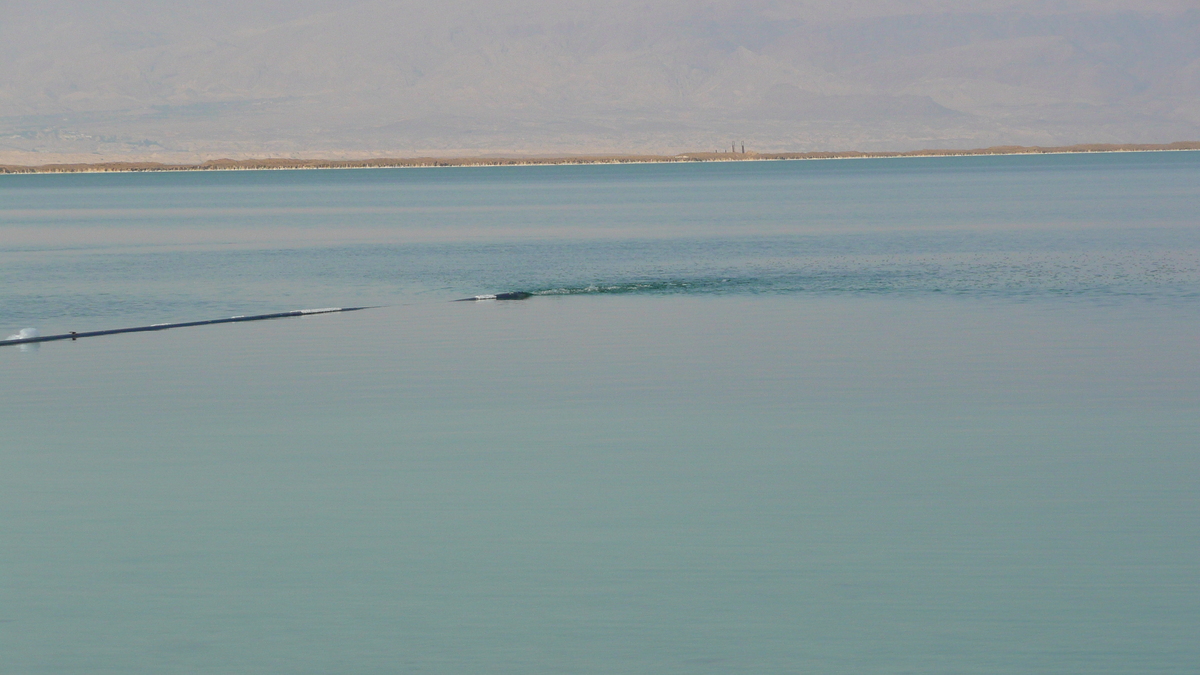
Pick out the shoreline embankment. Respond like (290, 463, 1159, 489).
(2, 141, 1198, 174)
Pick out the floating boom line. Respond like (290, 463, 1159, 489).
(1, 307, 373, 347)
(454, 292, 532, 301)
(5, 289, 534, 348)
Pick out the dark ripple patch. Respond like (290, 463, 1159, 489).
(518, 251, 1200, 302)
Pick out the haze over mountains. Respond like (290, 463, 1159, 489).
(2, 0, 1198, 162)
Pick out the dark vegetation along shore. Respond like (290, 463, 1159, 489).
(2, 142, 1198, 174)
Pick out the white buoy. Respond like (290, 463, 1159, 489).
(5, 328, 39, 341)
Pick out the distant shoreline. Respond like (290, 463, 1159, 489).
(2, 141, 1198, 174)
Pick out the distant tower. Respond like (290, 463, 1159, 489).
(741, 143, 745, 154)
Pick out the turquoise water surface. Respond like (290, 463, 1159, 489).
(2, 153, 1198, 674)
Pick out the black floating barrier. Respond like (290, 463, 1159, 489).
(1, 307, 373, 347)
(454, 292, 533, 302)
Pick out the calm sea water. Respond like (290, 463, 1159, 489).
(2, 154, 1198, 674)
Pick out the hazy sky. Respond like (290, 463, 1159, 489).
(1, 0, 1198, 161)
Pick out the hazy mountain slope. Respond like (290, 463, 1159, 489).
(1, 0, 1197, 161)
